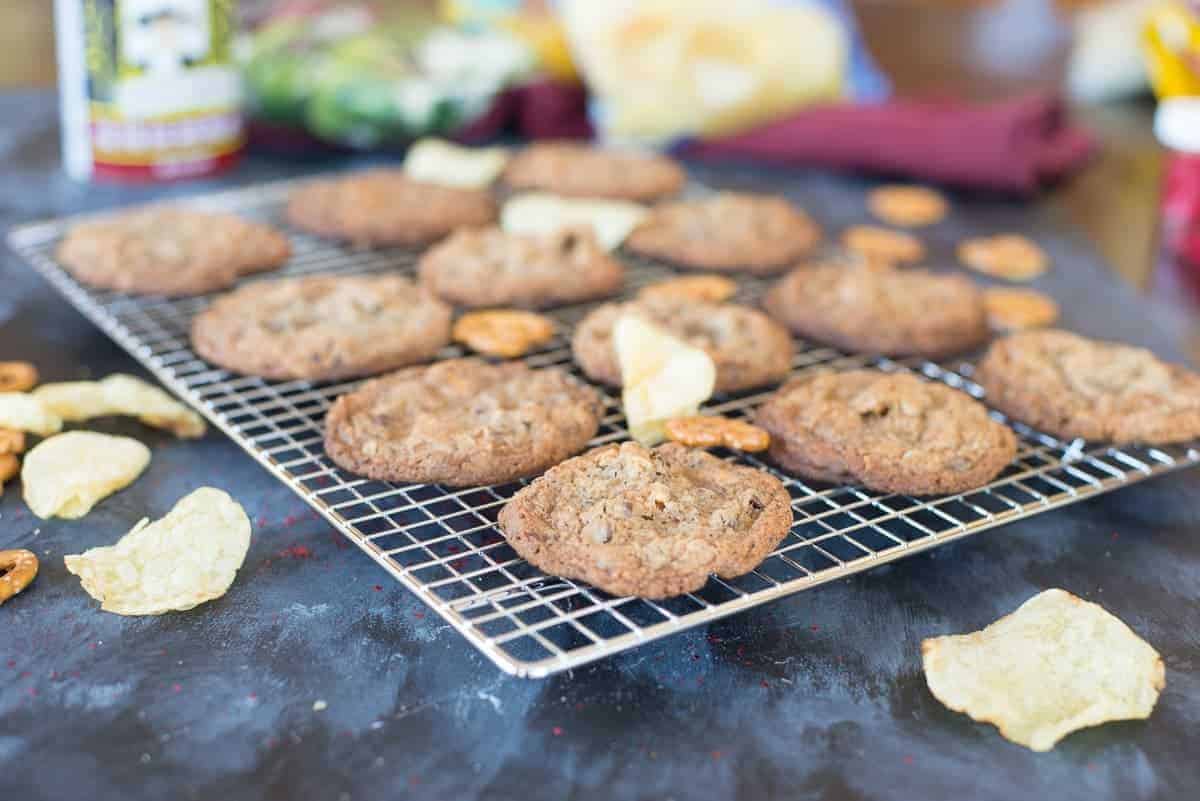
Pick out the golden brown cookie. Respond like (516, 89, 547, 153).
(959, 235, 1049, 281)
(625, 192, 821, 275)
(975, 329, 1200, 444)
(867, 185, 949, 227)
(983, 288, 1060, 331)
(498, 442, 794, 598)
(56, 207, 290, 297)
(503, 142, 685, 201)
(286, 169, 497, 247)
(841, 225, 926, 266)
(756, 370, 1017, 495)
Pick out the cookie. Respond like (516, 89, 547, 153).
(498, 441, 793, 598)
(191, 275, 452, 381)
(418, 227, 624, 309)
(763, 262, 989, 359)
(756, 370, 1017, 495)
(983, 288, 1059, 331)
(503, 142, 685, 201)
(572, 296, 794, 394)
(841, 225, 925, 266)
(975, 329, 1200, 444)
(625, 192, 821, 275)
(56, 207, 290, 297)
(867, 185, 949, 227)
(959, 234, 1048, 281)
(286, 169, 497, 247)
(324, 359, 604, 487)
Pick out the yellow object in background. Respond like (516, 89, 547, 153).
(440, 0, 578, 81)
(558, 0, 847, 143)
(1143, 1, 1200, 98)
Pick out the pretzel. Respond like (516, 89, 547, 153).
(453, 310, 557, 359)
(637, 275, 738, 303)
(664, 415, 770, 452)
(0, 549, 38, 606)
(0, 362, 38, 393)
(0, 429, 24, 456)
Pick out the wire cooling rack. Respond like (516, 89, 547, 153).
(9, 175, 1200, 677)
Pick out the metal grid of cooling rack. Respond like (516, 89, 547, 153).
(9, 175, 1200, 678)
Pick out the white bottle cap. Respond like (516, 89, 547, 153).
(1155, 97, 1200, 154)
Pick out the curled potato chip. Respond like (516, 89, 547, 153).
(922, 588, 1164, 752)
(0, 392, 63, 436)
(502, 192, 648, 251)
(64, 487, 251, 616)
(33, 374, 205, 439)
(22, 431, 151, 519)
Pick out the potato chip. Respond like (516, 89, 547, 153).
(403, 138, 510, 189)
(922, 588, 1164, 752)
(64, 487, 251, 616)
(33, 374, 205, 439)
(501, 192, 649, 251)
(0, 392, 62, 436)
(614, 314, 716, 446)
(22, 431, 151, 519)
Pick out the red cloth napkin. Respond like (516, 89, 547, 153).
(472, 83, 1093, 196)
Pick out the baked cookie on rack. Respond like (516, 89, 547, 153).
(324, 359, 604, 487)
(975, 329, 1200, 444)
(763, 261, 989, 359)
(56, 206, 291, 297)
(285, 169, 497, 247)
(572, 296, 794, 394)
(418, 226, 625, 309)
(755, 370, 1017, 495)
(191, 274, 452, 382)
(498, 441, 793, 598)
(503, 142, 685, 202)
(625, 192, 821, 275)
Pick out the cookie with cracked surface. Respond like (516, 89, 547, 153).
(324, 359, 604, 487)
(572, 296, 794, 394)
(502, 142, 685, 201)
(498, 441, 793, 598)
(418, 226, 625, 309)
(975, 329, 1200, 444)
(56, 207, 290, 297)
(625, 192, 821, 275)
(286, 169, 497, 247)
(755, 370, 1017, 495)
(191, 275, 452, 382)
(763, 262, 989, 359)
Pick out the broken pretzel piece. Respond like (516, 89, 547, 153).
(665, 415, 770, 452)
(0, 549, 38, 606)
(453, 310, 557, 359)
(0, 362, 38, 393)
(0, 429, 25, 456)
(637, 275, 738, 304)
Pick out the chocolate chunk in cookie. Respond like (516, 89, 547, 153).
(763, 262, 989, 359)
(756, 370, 1017, 495)
(498, 441, 793, 598)
(56, 207, 290, 297)
(191, 275, 452, 381)
(975, 329, 1200, 444)
(286, 169, 497, 247)
(572, 296, 794, 394)
(625, 192, 821, 275)
(418, 227, 625, 309)
(325, 359, 604, 487)
(503, 142, 685, 201)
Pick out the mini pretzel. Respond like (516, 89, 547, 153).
(0, 362, 38, 393)
(983, 288, 1060, 331)
(0, 549, 38, 606)
(959, 234, 1048, 281)
(842, 225, 926, 266)
(0, 453, 18, 488)
(0, 429, 24, 456)
(452, 310, 557, 359)
(638, 275, 738, 304)
(867, 185, 948, 227)
(665, 415, 770, 452)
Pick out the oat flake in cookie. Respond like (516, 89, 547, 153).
(324, 359, 604, 487)
(498, 442, 793, 599)
(191, 275, 452, 382)
(975, 329, 1200, 444)
(503, 142, 685, 202)
(572, 296, 794, 394)
(626, 192, 821, 275)
(755, 370, 1017, 495)
(763, 261, 989, 359)
(286, 169, 497, 247)
(418, 227, 625, 309)
(56, 207, 291, 297)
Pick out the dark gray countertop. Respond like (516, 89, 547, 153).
(2, 90, 1198, 801)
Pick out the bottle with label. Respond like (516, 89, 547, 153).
(54, 0, 244, 182)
